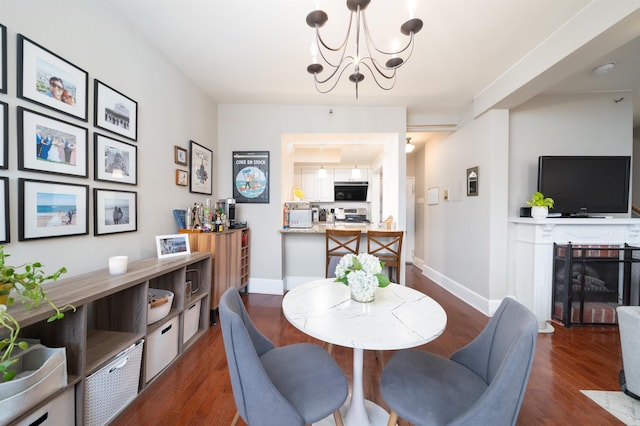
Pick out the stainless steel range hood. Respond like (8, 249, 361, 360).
(334, 181, 368, 202)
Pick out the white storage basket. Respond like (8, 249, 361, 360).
(183, 300, 201, 343)
(146, 316, 179, 382)
(84, 339, 144, 426)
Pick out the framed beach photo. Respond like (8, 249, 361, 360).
(0, 101, 7, 169)
(189, 140, 212, 195)
(18, 178, 89, 241)
(94, 80, 138, 141)
(0, 24, 6, 94)
(0, 177, 8, 244)
(175, 145, 188, 166)
(155, 234, 190, 259)
(17, 34, 88, 121)
(94, 133, 137, 185)
(17, 107, 88, 178)
(94, 188, 137, 236)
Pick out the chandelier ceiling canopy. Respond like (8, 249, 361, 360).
(306, 0, 423, 99)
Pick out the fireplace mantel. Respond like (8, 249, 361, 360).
(510, 217, 640, 332)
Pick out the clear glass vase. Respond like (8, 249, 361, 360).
(350, 286, 376, 303)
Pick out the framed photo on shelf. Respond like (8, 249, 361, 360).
(155, 234, 190, 259)
(0, 101, 7, 169)
(94, 188, 137, 236)
(232, 151, 270, 203)
(0, 177, 8, 244)
(94, 80, 138, 141)
(94, 133, 137, 185)
(17, 107, 88, 177)
(176, 169, 188, 186)
(18, 178, 88, 241)
(189, 140, 212, 195)
(174, 145, 188, 166)
(17, 34, 88, 121)
(0, 23, 6, 94)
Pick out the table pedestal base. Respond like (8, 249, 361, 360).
(314, 399, 392, 426)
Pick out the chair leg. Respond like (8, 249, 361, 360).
(333, 409, 344, 426)
(231, 411, 240, 426)
(387, 410, 398, 426)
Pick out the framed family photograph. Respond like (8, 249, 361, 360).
(156, 234, 190, 259)
(0, 24, 6, 94)
(94, 188, 137, 236)
(232, 151, 270, 203)
(94, 133, 137, 185)
(189, 140, 212, 195)
(176, 169, 188, 186)
(18, 178, 89, 241)
(0, 101, 7, 169)
(175, 145, 188, 166)
(17, 34, 88, 121)
(0, 177, 8, 244)
(94, 80, 138, 141)
(17, 107, 88, 178)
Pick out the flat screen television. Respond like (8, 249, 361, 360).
(537, 155, 631, 217)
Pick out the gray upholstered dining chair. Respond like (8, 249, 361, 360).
(219, 287, 348, 426)
(380, 297, 537, 426)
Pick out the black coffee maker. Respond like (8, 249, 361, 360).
(226, 198, 236, 226)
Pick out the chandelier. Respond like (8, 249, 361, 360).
(306, 0, 423, 99)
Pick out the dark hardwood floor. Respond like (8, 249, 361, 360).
(112, 265, 625, 425)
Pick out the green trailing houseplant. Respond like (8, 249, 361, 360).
(0, 247, 74, 381)
(527, 191, 554, 208)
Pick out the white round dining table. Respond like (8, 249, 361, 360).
(282, 279, 447, 426)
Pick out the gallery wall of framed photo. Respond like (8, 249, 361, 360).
(1, 28, 141, 242)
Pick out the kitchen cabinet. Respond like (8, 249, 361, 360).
(297, 168, 334, 201)
(333, 167, 369, 182)
(8, 253, 212, 425)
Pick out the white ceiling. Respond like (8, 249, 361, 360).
(103, 0, 640, 156)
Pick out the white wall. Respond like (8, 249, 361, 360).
(217, 105, 406, 293)
(1, 1, 217, 276)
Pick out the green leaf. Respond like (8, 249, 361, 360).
(17, 341, 28, 350)
(376, 274, 391, 288)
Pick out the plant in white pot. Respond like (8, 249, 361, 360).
(527, 191, 554, 219)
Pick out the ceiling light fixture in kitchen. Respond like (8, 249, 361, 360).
(318, 145, 327, 178)
(306, 0, 423, 99)
(405, 137, 415, 153)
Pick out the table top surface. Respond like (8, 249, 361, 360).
(282, 279, 447, 350)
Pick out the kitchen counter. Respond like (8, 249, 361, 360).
(280, 223, 380, 234)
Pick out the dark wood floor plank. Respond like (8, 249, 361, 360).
(112, 265, 626, 425)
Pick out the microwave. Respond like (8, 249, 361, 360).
(289, 209, 312, 228)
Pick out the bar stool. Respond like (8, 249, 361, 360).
(325, 229, 362, 278)
(367, 230, 404, 284)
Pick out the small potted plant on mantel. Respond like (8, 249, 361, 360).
(527, 191, 555, 219)
(0, 246, 73, 382)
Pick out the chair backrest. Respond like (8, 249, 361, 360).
(367, 230, 403, 283)
(449, 297, 538, 426)
(325, 229, 361, 278)
(219, 288, 303, 424)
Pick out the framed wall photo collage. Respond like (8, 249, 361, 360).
(1, 27, 141, 241)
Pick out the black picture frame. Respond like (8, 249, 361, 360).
(17, 34, 88, 121)
(0, 23, 6, 94)
(0, 177, 9, 244)
(232, 151, 270, 203)
(18, 178, 89, 241)
(17, 107, 88, 178)
(94, 80, 138, 141)
(189, 140, 212, 195)
(0, 101, 7, 169)
(94, 133, 137, 185)
(93, 188, 137, 236)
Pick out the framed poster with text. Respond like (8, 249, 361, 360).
(232, 151, 269, 203)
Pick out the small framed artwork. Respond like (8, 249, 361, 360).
(176, 169, 188, 186)
(174, 145, 188, 166)
(467, 166, 479, 196)
(94, 133, 137, 185)
(189, 140, 212, 195)
(0, 177, 9, 244)
(17, 107, 88, 177)
(155, 234, 191, 259)
(18, 178, 89, 241)
(17, 34, 88, 121)
(94, 80, 138, 141)
(94, 188, 137, 236)
(232, 151, 270, 203)
(0, 23, 6, 94)
(0, 101, 7, 169)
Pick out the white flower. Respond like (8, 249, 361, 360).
(356, 253, 383, 275)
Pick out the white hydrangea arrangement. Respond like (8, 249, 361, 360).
(335, 253, 390, 302)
